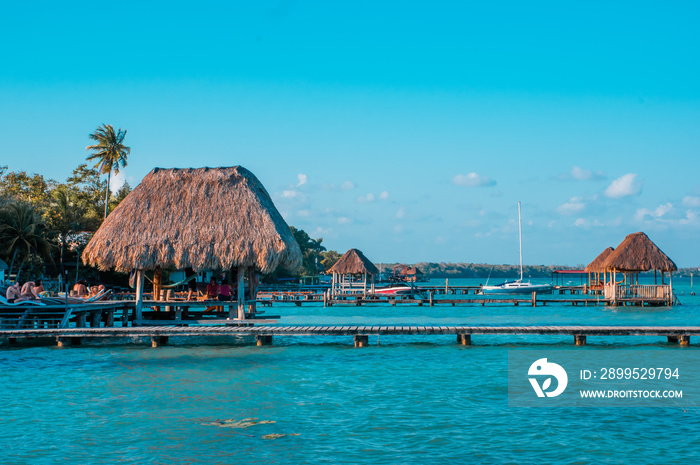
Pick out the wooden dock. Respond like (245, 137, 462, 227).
(0, 325, 696, 348)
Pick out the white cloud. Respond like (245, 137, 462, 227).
(570, 166, 605, 181)
(379, 191, 389, 200)
(451, 172, 496, 187)
(682, 196, 700, 207)
(556, 197, 585, 215)
(341, 181, 355, 191)
(574, 218, 589, 228)
(635, 203, 674, 221)
(110, 170, 126, 192)
(297, 173, 307, 187)
(337, 217, 352, 225)
(357, 193, 375, 203)
(282, 190, 298, 198)
(296, 210, 310, 217)
(605, 173, 641, 198)
(396, 207, 405, 219)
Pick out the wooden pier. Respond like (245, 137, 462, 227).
(0, 325, 696, 348)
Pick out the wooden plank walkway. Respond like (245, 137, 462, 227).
(1, 325, 697, 347)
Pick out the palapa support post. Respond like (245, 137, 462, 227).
(247, 267, 257, 314)
(135, 269, 145, 324)
(237, 267, 245, 320)
(354, 335, 369, 347)
(457, 334, 471, 345)
(256, 335, 273, 346)
(151, 336, 168, 348)
(153, 266, 162, 303)
(679, 335, 690, 347)
(574, 335, 587, 346)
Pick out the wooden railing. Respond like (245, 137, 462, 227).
(605, 284, 671, 301)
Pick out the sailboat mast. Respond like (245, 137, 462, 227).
(518, 201, 523, 282)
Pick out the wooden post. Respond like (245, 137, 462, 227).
(531, 291, 536, 307)
(247, 267, 257, 314)
(679, 335, 690, 347)
(354, 335, 369, 347)
(457, 334, 471, 345)
(57, 337, 69, 347)
(135, 269, 145, 324)
(151, 335, 168, 348)
(574, 335, 587, 346)
(429, 291, 434, 307)
(153, 266, 162, 303)
(256, 335, 273, 346)
(237, 267, 245, 320)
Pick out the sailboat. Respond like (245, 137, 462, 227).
(481, 202, 553, 295)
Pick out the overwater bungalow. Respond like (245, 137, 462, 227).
(327, 249, 379, 297)
(82, 166, 302, 324)
(584, 246, 614, 292)
(599, 232, 677, 305)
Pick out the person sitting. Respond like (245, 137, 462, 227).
(206, 277, 220, 300)
(32, 279, 46, 298)
(187, 278, 201, 301)
(5, 281, 22, 303)
(218, 280, 232, 301)
(20, 281, 37, 300)
(72, 280, 88, 297)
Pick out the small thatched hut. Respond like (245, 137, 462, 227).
(601, 232, 677, 275)
(584, 246, 614, 289)
(83, 166, 302, 320)
(600, 232, 677, 304)
(327, 249, 379, 296)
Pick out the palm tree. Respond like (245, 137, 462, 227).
(85, 124, 130, 220)
(0, 201, 54, 281)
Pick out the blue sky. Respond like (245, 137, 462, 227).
(1, 1, 699, 267)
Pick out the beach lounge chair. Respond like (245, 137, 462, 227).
(0, 296, 46, 306)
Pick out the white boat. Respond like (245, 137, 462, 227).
(372, 283, 423, 297)
(481, 202, 553, 295)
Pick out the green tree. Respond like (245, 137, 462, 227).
(320, 250, 342, 271)
(85, 124, 130, 220)
(0, 169, 55, 211)
(0, 201, 54, 281)
(109, 181, 132, 211)
(290, 226, 326, 276)
(66, 164, 107, 230)
(45, 185, 87, 273)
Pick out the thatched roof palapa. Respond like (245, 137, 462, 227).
(600, 232, 677, 272)
(83, 166, 302, 273)
(584, 247, 614, 272)
(327, 249, 379, 275)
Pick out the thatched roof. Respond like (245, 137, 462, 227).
(600, 232, 677, 272)
(327, 249, 379, 275)
(584, 247, 614, 272)
(83, 166, 302, 273)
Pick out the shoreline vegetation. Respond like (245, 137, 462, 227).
(377, 262, 700, 279)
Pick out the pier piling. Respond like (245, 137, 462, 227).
(354, 335, 369, 348)
(256, 335, 273, 346)
(574, 335, 587, 346)
(457, 334, 472, 345)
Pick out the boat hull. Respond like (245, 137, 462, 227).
(481, 283, 553, 295)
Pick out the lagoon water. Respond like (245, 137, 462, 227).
(1, 278, 699, 464)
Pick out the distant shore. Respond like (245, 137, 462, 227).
(376, 262, 698, 279)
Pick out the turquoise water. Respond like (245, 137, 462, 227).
(1, 278, 699, 464)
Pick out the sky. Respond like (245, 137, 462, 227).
(1, 1, 699, 267)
